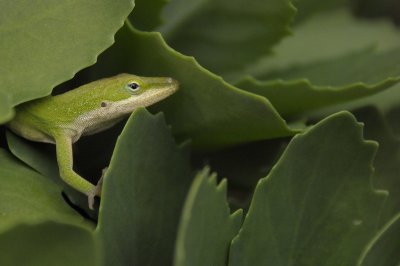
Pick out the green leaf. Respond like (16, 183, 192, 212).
(358, 213, 400, 266)
(0, 0, 135, 123)
(96, 108, 192, 266)
(78, 22, 295, 150)
(5, 131, 95, 214)
(247, 9, 400, 76)
(257, 48, 400, 86)
(174, 168, 242, 266)
(238, 10, 400, 117)
(129, 0, 168, 31)
(237, 48, 400, 117)
(309, 83, 400, 121)
(229, 112, 386, 266)
(0, 221, 98, 266)
(0, 92, 13, 124)
(291, 0, 350, 24)
(158, 0, 296, 76)
(0, 149, 87, 231)
(353, 107, 400, 225)
(6, 131, 60, 184)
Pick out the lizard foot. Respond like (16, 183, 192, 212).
(88, 167, 108, 210)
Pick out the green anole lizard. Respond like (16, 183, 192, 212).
(7, 73, 178, 209)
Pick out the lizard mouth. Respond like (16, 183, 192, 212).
(153, 80, 179, 99)
(167, 78, 179, 91)
(127, 78, 179, 108)
(147, 77, 179, 99)
(152, 77, 179, 92)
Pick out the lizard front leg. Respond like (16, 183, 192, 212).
(54, 133, 98, 209)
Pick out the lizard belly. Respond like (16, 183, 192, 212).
(80, 117, 125, 136)
(71, 107, 128, 141)
(6, 113, 55, 144)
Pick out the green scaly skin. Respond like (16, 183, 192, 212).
(7, 73, 179, 209)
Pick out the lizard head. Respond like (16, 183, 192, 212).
(119, 73, 178, 103)
(98, 73, 179, 112)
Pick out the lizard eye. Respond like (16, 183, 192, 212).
(126, 82, 140, 93)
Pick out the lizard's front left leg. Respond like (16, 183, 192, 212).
(54, 134, 98, 209)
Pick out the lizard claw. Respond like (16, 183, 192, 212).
(87, 167, 107, 210)
(88, 191, 96, 210)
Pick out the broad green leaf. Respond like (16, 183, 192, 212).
(0, 221, 98, 266)
(96, 108, 192, 266)
(247, 9, 400, 76)
(158, 0, 296, 76)
(174, 168, 242, 266)
(256, 48, 400, 85)
(310, 83, 400, 122)
(238, 10, 400, 118)
(237, 48, 400, 117)
(129, 0, 168, 31)
(5, 131, 95, 215)
(0, 92, 13, 124)
(353, 107, 400, 225)
(0, 149, 86, 231)
(0, 0, 135, 123)
(76, 22, 295, 150)
(229, 112, 386, 266)
(291, 0, 349, 24)
(6, 131, 60, 184)
(358, 213, 400, 266)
